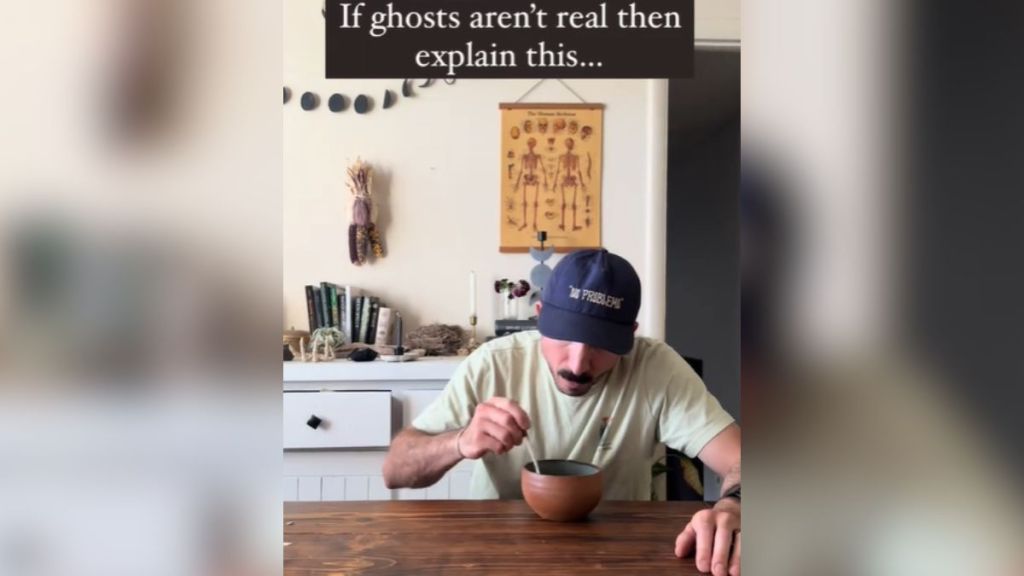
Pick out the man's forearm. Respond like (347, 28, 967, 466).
(720, 461, 741, 496)
(382, 427, 464, 489)
(714, 462, 741, 515)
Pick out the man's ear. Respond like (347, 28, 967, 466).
(535, 302, 543, 315)
(633, 322, 639, 333)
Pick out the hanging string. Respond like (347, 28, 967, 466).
(513, 79, 589, 104)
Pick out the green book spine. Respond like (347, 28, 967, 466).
(312, 287, 323, 329)
(328, 284, 339, 328)
(353, 296, 364, 342)
(319, 282, 332, 329)
(304, 285, 317, 333)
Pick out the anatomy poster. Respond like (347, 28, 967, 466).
(499, 103, 603, 253)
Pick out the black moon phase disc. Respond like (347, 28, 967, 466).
(328, 94, 347, 112)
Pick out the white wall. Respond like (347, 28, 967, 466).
(696, 0, 741, 42)
(283, 4, 670, 338)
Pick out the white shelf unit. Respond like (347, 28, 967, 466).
(283, 357, 471, 502)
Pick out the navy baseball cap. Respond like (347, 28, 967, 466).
(538, 249, 642, 355)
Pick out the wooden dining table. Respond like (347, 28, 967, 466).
(284, 500, 710, 575)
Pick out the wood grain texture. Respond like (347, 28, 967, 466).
(285, 500, 708, 575)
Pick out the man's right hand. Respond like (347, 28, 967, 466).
(457, 398, 532, 459)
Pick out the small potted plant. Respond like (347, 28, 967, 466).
(495, 278, 531, 320)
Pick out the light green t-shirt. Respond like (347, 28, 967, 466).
(412, 331, 735, 500)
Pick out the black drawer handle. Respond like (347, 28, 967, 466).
(306, 415, 322, 430)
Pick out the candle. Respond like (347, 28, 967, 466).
(395, 314, 403, 347)
(469, 271, 477, 317)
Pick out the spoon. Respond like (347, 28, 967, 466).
(524, 435, 542, 475)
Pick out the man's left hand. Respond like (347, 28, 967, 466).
(675, 499, 741, 576)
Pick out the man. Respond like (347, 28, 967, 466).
(383, 249, 742, 576)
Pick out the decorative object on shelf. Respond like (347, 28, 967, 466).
(348, 347, 379, 362)
(499, 87, 604, 253)
(495, 278, 531, 320)
(346, 159, 385, 265)
(282, 79, 454, 115)
(405, 324, 465, 356)
(458, 314, 479, 356)
(328, 342, 398, 358)
(393, 312, 404, 355)
(380, 348, 425, 362)
(529, 230, 555, 307)
(283, 328, 311, 358)
(462, 271, 480, 354)
(305, 326, 346, 362)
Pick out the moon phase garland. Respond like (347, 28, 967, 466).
(283, 79, 455, 114)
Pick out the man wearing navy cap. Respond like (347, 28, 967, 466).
(384, 249, 742, 576)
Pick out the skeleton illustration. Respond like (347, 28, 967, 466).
(553, 137, 587, 231)
(513, 137, 548, 231)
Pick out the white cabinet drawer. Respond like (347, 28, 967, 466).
(283, 391, 391, 449)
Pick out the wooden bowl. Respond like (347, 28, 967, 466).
(521, 460, 603, 521)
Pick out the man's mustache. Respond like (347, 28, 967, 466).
(558, 370, 593, 384)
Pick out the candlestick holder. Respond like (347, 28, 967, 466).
(467, 313, 480, 351)
(529, 230, 554, 307)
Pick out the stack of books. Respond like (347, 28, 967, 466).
(304, 283, 395, 346)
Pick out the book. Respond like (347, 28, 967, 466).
(327, 283, 340, 328)
(353, 295, 364, 342)
(312, 286, 323, 329)
(358, 296, 375, 343)
(336, 286, 347, 334)
(366, 299, 381, 344)
(374, 307, 393, 346)
(319, 282, 333, 329)
(343, 286, 360, 342)
(304, 285, 317, 333)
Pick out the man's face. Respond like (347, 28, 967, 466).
(539, 335, 621, 397)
